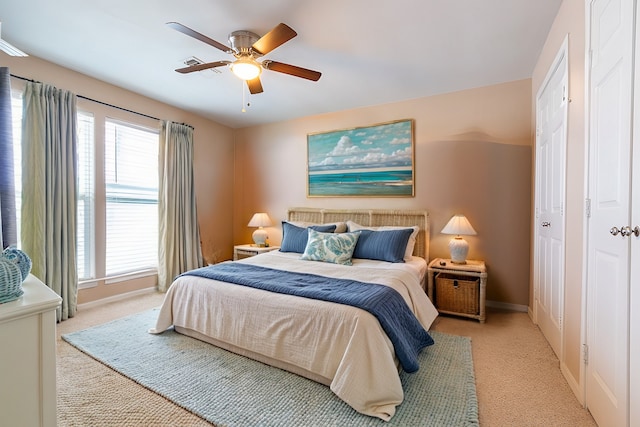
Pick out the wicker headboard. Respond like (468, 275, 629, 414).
(287, 207, 430, 260)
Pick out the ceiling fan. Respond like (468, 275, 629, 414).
(167, 22, 321, 94)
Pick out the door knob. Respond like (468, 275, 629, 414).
(614, 226, 640, 237)
(622, 226, 640, 237)
(541, 221, 551, 227)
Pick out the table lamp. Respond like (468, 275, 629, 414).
(248, 212, 273, 247)
(441, 214, 477, 264)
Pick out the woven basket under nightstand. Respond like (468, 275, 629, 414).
(435, 272, 480, 315)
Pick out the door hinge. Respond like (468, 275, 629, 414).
(585, 198, 591, 218)
(583, 343, 589, 365)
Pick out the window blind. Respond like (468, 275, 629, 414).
(77, 111, 94, 280)
(104, 119, 159, 276)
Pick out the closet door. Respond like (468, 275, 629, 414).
(534, 39, 568, 359)
(586, 0, 633, 426)
(630, 4, 640, 425)
(631, 135, 640, 425)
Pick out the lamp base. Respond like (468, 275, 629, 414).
(252, 228, 268, 247)
(448, 237, 469, 264)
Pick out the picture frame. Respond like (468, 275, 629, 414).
(307, 119, 414, 197)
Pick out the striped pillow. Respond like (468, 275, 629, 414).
(352, 228, 413, 263)
(280, 222, 337, 254)
(347, 221, 419, 260)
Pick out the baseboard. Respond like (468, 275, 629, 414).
(77, 286, 158, 310)
(486, 300, 529, 313)
(561, 361, 585, 406)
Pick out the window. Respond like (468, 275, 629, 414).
(104, 119, 159, 276)
(11, 92, 159, 283)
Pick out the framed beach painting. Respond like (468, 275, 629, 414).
(307, 119, 414, 197)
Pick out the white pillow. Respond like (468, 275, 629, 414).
(289, 221, 348, 233)
(346, 220, 419, 260)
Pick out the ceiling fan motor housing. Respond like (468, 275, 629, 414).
(229, 30, 260, 56)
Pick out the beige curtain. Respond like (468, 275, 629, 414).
(158, 121, 203, 292)
(21, 82, 78, 321)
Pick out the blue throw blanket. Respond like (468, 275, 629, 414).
(181, 262, 434, 373)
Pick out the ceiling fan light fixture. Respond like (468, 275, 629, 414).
(230, 57, 261, 81)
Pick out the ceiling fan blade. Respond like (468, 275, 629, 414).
(166, 22, 231, 53)
(247, 77, 264, 94)
(263, 60, 321, 81)
(175, 61, 230, 74)
(251, 23, 297, 55)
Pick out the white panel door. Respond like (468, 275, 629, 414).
(534, 40, 568, 358)
(587, 0, 632, 425)
(629, 4, 640, 426)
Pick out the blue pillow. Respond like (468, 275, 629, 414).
(352, 228, 413, 263)
(280, 221, 337, 253)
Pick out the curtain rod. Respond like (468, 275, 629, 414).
(9, 73, 194, 129)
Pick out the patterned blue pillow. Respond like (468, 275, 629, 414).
(280, 222, 337, 254)
(301, 229, 360, 265)
(352, 228, 413, 263)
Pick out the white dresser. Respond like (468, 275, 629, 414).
(0, 274, 61, 427)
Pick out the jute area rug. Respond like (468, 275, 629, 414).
(62, 309, 478, 426)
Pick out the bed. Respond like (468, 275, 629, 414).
(150, 208, 439, 421)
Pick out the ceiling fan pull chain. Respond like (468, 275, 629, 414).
(241, 82, 246, 113)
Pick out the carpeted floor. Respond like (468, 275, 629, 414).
(56, 291, 597, 426)
(62, 309, 478, 426)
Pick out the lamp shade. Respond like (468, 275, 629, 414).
(441, 214, 477, 236)
(247, 212, 273, 228)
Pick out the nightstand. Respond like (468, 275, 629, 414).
(233, 244, 280, 260)
(427, 257, 487, 323)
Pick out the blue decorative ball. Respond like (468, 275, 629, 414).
(2, 247, 32, 281)
(0, 256, 23, 303)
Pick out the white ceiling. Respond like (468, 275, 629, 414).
(0, 0, 562, 129)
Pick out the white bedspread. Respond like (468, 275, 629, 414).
(151, 251, 438, 420)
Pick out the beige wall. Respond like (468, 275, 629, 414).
(2, 52, 539, 312)
(2, 55, 235, 304)
(530, 0, 586, 402)
(234, 79, 533, 307)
